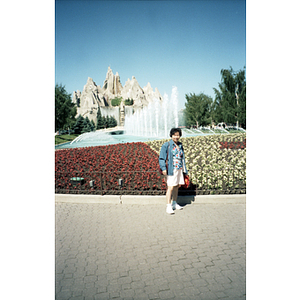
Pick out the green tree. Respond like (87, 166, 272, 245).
(213, 67, 246, 128)
(107, 116, 117, 128)
(184, 93, 213, 127)
(96, 107, 105, 129)
(55, 84, 76, 131)
(68, 106, 77, 128)
(107, 116, 113, 128)
(103, 116, 108, 128)
(73, 115, 85, 134)
(235, 68, 246, 129)
(90, 119, 96, 131)
(82, 116, 92, 133)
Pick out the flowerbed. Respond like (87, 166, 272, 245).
(219, 139, 246, 150)
(55, 133, 246, 195)
(55, 142, 167, 195)
(146, 133, 246, 194)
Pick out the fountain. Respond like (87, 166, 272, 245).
(124, 86, 179, 138)
(55, 86, 221, 150)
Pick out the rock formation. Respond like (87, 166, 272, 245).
(72, 67, 163, 125)
(102, 67, 123, 96)
(143, 82, 163, 104)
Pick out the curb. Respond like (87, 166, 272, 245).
(55, 194, 246, 205)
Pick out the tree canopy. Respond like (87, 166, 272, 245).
(96, 107, 118, 130)
(213, 67, 246, 128)
(96, 107, 105, 129)
(183, 67, 246, 129)
(55, 84, 76, 132)
(184, 93, 213, 128)
(73, 115, 85, 134)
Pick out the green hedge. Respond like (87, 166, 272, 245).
(125, 98, 134, 106)
(111, 97, 122, 106)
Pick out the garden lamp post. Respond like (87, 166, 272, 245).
(118, 178, 123, 189)
(89, 180, 95, 189)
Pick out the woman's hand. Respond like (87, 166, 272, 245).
(162, 170, 167, 176)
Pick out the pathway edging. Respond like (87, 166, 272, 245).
(55, 193, 246, 204)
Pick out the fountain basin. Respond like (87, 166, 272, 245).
(55, 127, 215, 150)
(55, 128, 167, 149)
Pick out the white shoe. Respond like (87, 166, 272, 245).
(172, 202, 183, 210)
(166, 205, 175, 214)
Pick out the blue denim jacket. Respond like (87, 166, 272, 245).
(159, 140, 188, 176)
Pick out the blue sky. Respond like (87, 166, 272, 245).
(55, 0, 246, 109)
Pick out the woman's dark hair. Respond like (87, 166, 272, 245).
(170, 127, 182, 137)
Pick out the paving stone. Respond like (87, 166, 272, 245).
(190, 278, 208, 287)
(199, 291, 218, 299)
(117, 276, 132, 285)
(56, 289, 72, 300)
(69, 296, 84, 300)
(109, 291, 121, 299)
(119, 288, 135, 298)
(63, 272, 73, 279)
(158, 290, 175, 299)
(148, 293, 160, 300)
(59, 278, 74, 287)
(168, 280, 184, 291)
(144, 284, 160, 295)
(94, 292, 110, 300)
(223, 286, 246, 299)
(182, 286, 201, 297)
(56, 202, 246, 299)
(172, 289, 187, 298)
(134, 289, 149, 299)
(184, 267, 200, 276)
(181, 280, 194, 289)
(214, 290, 229, 298)
(83, 275, 97, 284)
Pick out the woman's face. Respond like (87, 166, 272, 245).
(172, 131, 181, 144)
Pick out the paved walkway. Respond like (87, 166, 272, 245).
(56, 200, 246, 299)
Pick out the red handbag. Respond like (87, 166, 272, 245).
(182, 174, 190, 189)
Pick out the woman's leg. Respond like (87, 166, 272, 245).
(166, 185, 176, 214)
(171, 185, 179, 203)
(171, 185, 183, 210)
(166, 185, 174, 204)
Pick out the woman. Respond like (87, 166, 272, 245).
(159, 128, 188, 214)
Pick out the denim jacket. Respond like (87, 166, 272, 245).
(159, 140, 188, 176)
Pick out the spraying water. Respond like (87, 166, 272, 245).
(124, 86, 179, 138)
(171, 86, 179, 128)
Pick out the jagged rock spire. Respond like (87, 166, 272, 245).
(72, 67, 163, 124)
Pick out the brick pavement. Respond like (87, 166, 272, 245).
(55, 202, 246, 300)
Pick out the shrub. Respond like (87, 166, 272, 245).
(111, 97, 122, 106)
(124, 98, 134, 106)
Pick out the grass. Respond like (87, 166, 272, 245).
(55, 134, 80, 145)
